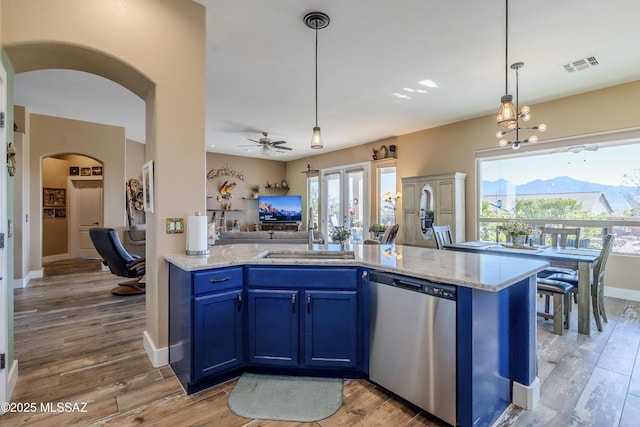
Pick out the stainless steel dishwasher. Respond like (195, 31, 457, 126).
(369, 270, 457, 426)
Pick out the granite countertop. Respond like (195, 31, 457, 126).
(164, 243, 549, 292)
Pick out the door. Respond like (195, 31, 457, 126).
(321, 164, 369, 243)
(70, 179, 103, 257)
(304, 290, 358, 369)
(193, 289, 244, 381)
(247, 289, 299, 367)
(0, 59, 8, 407)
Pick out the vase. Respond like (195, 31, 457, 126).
(512, 234, 527, 245)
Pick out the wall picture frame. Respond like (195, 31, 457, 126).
(43, 188, 66, 207)
(69, 166, 80, 176)
(142, 160, 154, 213)
(80, 167, 91, 176)
(92, 166, 103, 176)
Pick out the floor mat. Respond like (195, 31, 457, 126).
(228, 373, 343, 422)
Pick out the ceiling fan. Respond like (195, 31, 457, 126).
(240, 132, 292, 156)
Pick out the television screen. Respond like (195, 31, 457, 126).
(258, 195, 303, 222)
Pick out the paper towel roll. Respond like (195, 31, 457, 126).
(186, 214, 209, 256)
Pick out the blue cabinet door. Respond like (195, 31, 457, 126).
(248, 289, 299, 367)
(304, 290, 358, 369)
(193, 289, 244, 381)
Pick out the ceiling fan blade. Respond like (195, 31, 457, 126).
(247, 138, 260, 143)
(238, 144, 259, 147)
(271, 140, 288, 145)
(274, 146, 293, 151)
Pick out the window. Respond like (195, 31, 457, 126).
(478, 138, 640, 254)
(307, 174, 319, 229)
(376, 162, 397, 226)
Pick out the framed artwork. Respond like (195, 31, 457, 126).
(54, 208, 66, 218)
(43, 188, 66, 207)
(80, 167, 91, 176)
(43, 208, 54, 218)
(92, 166, 103, 176)
(142, 160, 154, 213)
(69, 166, 80, 176)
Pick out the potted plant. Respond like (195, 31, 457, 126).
(369, 223, 388, 239)
(250, 184, 260, 199)
(422, 210, 435, 229)
(330, 226, 351, 249)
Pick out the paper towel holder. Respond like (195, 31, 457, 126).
(186, 212, 210, 256)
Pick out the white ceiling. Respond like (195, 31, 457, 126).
(13, 0, 640, 161)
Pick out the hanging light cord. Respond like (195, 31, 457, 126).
(314, 23, 319, 127)
(504, 0, 509, 96)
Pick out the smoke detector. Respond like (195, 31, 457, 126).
(563, 55, 600, 73)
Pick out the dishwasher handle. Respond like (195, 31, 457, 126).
(393, 279, 422, 292)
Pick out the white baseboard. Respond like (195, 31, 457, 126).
(13, 269, 44, 289)
(143, 330, 168, 368)
(512, 376, 539, 410)
(7, 359, 18, 401)
(605, 286, 640, 302)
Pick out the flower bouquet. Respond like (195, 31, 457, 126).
(330, 226, 351, 248)
(502, 220, 536, 247)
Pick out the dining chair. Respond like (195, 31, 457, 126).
(537, 226, 581, 278)
(380, 224, 399, 244)
(536, 277, 575, 335)
(545, 233, 616, 332)
(432, 225, 453, 249)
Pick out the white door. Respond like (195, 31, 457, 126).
(0, 60, 9, 407)
(321, 164, 369, 243)
(69, 179, 103, 258)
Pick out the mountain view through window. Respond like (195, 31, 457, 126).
(478, 141, 640, 254)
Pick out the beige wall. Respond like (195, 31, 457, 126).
(206, 153, 287, 230)
(126, 139, 145, 182)
(2, 0, 206, 358)
(286, 81, 640, 292)
(41, 157, 69, 257)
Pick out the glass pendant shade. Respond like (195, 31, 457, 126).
(310, 126, 323, 149)
(497, 95, 517, 127)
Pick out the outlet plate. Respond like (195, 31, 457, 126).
(166, 218, 184, 234)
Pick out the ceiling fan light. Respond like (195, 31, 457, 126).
(311, 126, 323, 149)
(538, 123, 547, 132)
(260, 145, 272, 156)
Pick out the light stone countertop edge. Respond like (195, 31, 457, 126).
(164, 243, 549, 292)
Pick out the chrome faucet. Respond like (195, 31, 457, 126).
(308, 227, 315, 250)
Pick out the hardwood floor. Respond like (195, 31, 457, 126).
(4, 265, 640, 426)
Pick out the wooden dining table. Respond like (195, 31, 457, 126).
(445, 241, 602, 335)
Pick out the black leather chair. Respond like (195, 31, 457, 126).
(89, 227, 146, 296)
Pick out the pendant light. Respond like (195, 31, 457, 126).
(495, 0, 546, 150)
(304, 12, 330, 149)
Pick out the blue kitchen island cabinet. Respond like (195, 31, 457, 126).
(169, 265, 245, 393)
(246, 266, 362, 372)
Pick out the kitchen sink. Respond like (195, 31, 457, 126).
(258, 250, 355, 260)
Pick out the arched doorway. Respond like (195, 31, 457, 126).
(41, 154, 104, 263)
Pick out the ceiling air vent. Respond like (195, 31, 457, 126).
(563, 55, 601, 73)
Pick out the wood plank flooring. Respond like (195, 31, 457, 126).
(3, 263, 640, 426)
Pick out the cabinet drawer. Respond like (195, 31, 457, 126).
(193, 267, 243, 295)
(247, 267, 358, 289)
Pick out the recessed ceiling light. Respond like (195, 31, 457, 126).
(393, 93, 410, 99)
(418, 79, 438, 88)
(416, 89, 428, 94)
(403, 88, 415, 92)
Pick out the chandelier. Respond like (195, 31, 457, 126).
(496, 0, 546, 150)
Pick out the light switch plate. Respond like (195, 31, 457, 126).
(166, 218, 184, 234)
